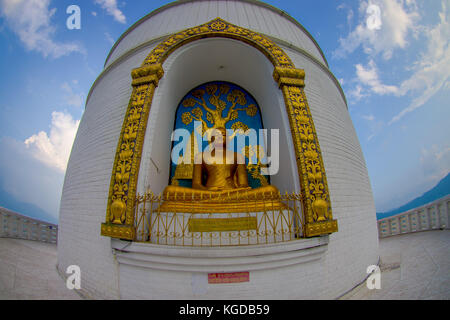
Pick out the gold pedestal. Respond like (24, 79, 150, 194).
(157, 199, 287, 213)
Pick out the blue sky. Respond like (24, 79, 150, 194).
(0, 0, 448, 222)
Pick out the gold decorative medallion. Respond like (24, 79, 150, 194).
(101, 18, 337, 240)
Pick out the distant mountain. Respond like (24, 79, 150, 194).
(377, 173, 450, 220)
(0, 189, 58, 225)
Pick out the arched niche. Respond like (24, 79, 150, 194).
(137, 38, 298, 197)
(101, 18, 337, 240)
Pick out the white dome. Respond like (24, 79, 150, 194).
(105, 0, 328, 68)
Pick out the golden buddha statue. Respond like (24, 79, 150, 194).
(160, 128, 284, 213)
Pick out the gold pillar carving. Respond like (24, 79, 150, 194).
(101, 64, 164, 240)
(274, 67, 338, 237)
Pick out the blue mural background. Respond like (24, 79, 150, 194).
(170, 81, 270, 189)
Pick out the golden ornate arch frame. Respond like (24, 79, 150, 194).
(101, 18, 338, 240)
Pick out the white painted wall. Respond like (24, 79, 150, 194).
(112, 237, 330, 300)
(58, 0, 379, 300)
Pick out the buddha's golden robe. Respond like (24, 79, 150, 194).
(159, 151, 284, 213)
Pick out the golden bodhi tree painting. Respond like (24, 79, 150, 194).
(172, 81, 269, 188)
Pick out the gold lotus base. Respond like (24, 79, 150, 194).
(157, 200, 287, 213)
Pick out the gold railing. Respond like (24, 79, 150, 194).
(133, 192, 305, 246)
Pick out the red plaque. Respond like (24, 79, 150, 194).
(208, 272, 250, 284)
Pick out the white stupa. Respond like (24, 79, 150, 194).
(57, 0, 379, 299)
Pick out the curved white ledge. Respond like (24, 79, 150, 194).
(112, 236, 329, 273)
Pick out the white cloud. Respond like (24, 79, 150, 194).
(337, 4, 346, 11)
(420, 145, 450, 183)
(61, 82, 84, 108)
(344, 2, 449, 123)
(0, 137, 65, 221)
(347, 8, 354, 29)
(25, 111, 80, 172)
(348, 84, 367, 102)
(364, 115, 384, 141)
(104, 32, 115, 46)
(337, 3, 355, 33)
(362, 114, 375, 121)
(355, 59, 399, 95)
(0, 0, 84, 58)
(94, 0, 126, 24)
(390, 2, 450, 124)
(374, 143, 449, 212)
(334, 0, 419, 60)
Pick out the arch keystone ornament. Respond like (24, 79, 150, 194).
(101, 18, 337, 240)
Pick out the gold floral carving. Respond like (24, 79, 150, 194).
(275, 68, 337, 237)
(142, 18, 293, 68)
(101, 64, 163, 240)
(101, 18, 337, 240)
